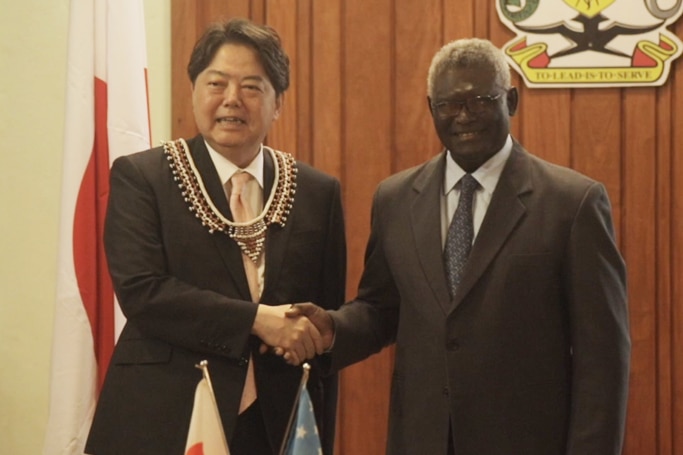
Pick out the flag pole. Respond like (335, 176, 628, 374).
(196, 360, 231, 453)
(278, 363, 311, 455)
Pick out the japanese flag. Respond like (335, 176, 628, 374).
(43, 0, 150, 453)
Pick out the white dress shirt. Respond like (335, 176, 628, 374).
(206, 141, 266, 294)
(441, 135, 513, 249)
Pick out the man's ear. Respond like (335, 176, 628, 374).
(273, 94, 283, 119)
(506, 87, 519, 116)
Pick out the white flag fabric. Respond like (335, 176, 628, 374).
(43, 0, 150, 453)
(185, 376, 231, 455)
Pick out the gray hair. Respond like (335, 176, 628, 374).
(427, 38, 511, 97)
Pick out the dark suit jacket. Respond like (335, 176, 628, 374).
(85, 135, 346, 455)
(330, 141, 630, 455)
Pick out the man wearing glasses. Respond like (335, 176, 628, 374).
(287, 38, 630, 455)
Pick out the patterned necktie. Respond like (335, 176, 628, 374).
(444, 174, 479, 299)
(229, 171, 259, 413)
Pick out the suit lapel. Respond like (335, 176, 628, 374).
(187, 136, 252, 300)
(410, 153, 453, 314)
(450, 143, 532, 311)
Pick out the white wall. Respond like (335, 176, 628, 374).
(0, 1, 171, 453)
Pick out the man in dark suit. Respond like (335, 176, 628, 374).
(288, 38, 630, 454)
(85, 19, 346, 455)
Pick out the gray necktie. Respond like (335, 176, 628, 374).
(444, 174, 479, 298)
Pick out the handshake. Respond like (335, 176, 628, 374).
(253, 302, 334, 366)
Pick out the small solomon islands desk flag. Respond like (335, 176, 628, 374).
(280, 363, 322, 455)
(185, 361, 231, 455)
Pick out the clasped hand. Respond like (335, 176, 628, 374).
(252, 303, 334, 365)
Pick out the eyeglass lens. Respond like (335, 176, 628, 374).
(434, 94, 500, 117)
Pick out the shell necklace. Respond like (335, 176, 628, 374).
(162, 138, 297, 262)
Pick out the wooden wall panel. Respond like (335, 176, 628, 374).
(394, 0, 443, 170)
(170, 0, 199, 139)
(265, 0, 299, 158)
(294, 0, 312, 163)
(473, 0, 491, 37)
(170, 1, 683, 454)
(489, 13, 522, 141)
(518, 87, 572, 165)
(203, 0, 250, 22)
(671, 22, 683, 454)
(341, 0, 393, 276)
(251, 0, 266, 23)
(623, 89, 658, 455)
(311, 0, 342, 178)
(340, 1, 394, 452)
(444, 0, 474, 41)
(654, 73, 673, 455)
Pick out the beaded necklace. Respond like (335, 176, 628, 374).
(162, 138, 297, 262)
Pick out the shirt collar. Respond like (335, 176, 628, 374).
(205, 141, 265, 189)
(444, 134, 512, 195)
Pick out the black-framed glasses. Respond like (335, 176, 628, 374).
(431, 93, 503, 118)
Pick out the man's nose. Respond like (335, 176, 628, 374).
(223, 84, 241, 106)
(453, 103, 475, 122)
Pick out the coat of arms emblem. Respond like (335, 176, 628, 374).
(497, 0, 683, 87)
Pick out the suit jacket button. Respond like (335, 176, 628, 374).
(238, 357, 248, 367)
(442, 387, 449, 396)
(447, 339, 460, 351)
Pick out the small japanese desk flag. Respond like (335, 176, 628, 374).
(185, 361, 231, 455)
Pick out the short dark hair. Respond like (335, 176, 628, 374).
(187, 18, 290, 96)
